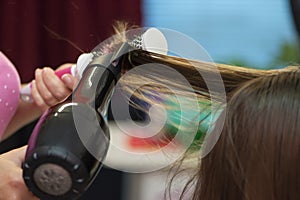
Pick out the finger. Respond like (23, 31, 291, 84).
(1, 146, 27, 167)
(42, 68, 72, 101)
(61, 74, 76, 90)
(31, 80, 48, 111)
(35, 68, 59, 106)
(12, 146, 27, 166)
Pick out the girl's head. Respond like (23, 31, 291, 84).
(117, 45, 299, 199)
(95, 24, 300, 199)
(192, 68, 300, 200)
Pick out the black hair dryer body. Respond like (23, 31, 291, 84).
(23, 44, 130, 200)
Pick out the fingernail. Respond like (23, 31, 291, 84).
(62, 74, 72, 84)
(43, 67, 52, 75)
(35, 69, 41, 76)
(31, 80, 36, 88)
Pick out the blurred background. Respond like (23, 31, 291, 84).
(144, 0, 300, 69)
(0, 0, 299, 199)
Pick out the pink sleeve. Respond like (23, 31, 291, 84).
(0, 52, 21, 139)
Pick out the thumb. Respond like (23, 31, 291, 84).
(1, 145, 27, 167)
(61, 74, 77, 90)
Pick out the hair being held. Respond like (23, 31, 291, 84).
(101, 23, 300, 199)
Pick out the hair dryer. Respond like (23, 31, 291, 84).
(22, 43, 132, 200)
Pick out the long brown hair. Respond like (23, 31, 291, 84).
(190, 68, 300, 200)
(102, 24, 300, 199)
(115, 49, 300, 200)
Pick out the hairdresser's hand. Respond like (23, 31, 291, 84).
(0, 146, 39, 200)
(31, 63, 77, 111)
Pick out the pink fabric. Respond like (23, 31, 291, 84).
(0, 52, 20, 138)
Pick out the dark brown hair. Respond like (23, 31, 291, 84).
(117, 49, 300, 200)
(105, 24, 300, 199)
(190, 68, 300, 200)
